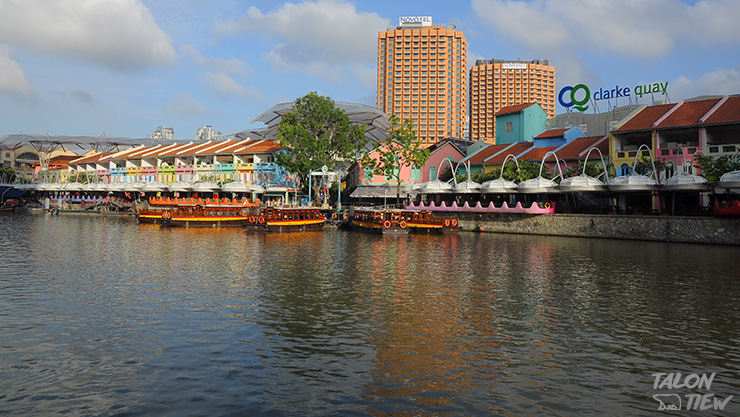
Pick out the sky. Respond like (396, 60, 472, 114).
(0, 0, 739, 140)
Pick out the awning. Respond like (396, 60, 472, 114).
(349, 185, 405, 199)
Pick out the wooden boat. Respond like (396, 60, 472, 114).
(138, 203, 253, 227)
(400, 210, 460, 234)
(243, 207, 325, 232)
(137, 195, 259, 226)
(350, 208, 409, 235)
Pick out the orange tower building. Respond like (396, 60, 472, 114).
(469, 59, 556, 143)
(377, 17, 467, 145)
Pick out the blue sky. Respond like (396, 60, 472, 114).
(0, 0, 739, 140)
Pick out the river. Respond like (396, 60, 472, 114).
(1, 213, 739, 416)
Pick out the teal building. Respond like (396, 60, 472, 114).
(495, 103, 547, 145)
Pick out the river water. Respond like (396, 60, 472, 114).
(1, 213, 739, 416)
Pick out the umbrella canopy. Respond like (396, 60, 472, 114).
(559, 174, 607, 192)
(452, 179, 481, 194)
(221, 181, 252, 193)
(167, 181, 192, 192)
(518, 176, 560, 194)
(142, 181, 168, 193)
(607, 174, 659, 192)
(416, 179, 453, 194)
(64, 182, 84, 192)
(663, 173, 710, 192)
(480, 177, 518, 194)
(107, 182, 126, 192)
(717, 170, 740, 189)
(192, 181, 220, 193)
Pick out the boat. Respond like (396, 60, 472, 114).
(243, 206, 325, 232)
(350, 208, 409, 235)
(137, 196, 259, 226)
(400, 209, 460, 234)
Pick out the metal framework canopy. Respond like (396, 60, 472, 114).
(238, 101, 391, 148)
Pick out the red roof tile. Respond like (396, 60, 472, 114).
(617, 103, 676, 132)
(484, 142, 533, 163)
(495, 103, 536, 117)
(657, 98, 721, 128)
(702, 96, 740, 124)
(466, 144, 509, 164)
(534, 128, 568, 139)
(518, 146, 559, 162)
(545, 136, 607, 161)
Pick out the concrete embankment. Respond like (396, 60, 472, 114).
(446, 213, 740, 245)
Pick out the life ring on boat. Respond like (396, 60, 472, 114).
(248, 216, 255, 224)
(399, 221, 407, 228)
(258, 216, 265, 224)
(161, 211, 170, 220)
(342, 212, 348, 220)
(544, 202, 551, 210)
(383, 220, 392, 228)
(451, 218, 458, 227)
(332, 212, 337, 219)
(444, 219, 451, 227)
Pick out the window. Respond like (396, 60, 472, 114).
(364, 167, 374, 180)
(505, 122, 513, 132)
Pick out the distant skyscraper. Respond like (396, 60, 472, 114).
(377, 17, 467, 145)
(197, 125, 223, 141)
(149, 126, 174, 140)
(469, 59, 556, 143)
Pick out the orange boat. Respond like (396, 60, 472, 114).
(243, 207, 325, 232)
(137, 196, 258, 227)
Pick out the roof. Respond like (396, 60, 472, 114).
(243, 101, 391, 147)
(465, 144, 509, 164)
(102, 139, 283, 161)
(70, 152, 109, 165)
(617, 103, 676, 132)
(545, 136, 608, 161)
(534, 128, 568, 139)
(495, 103, 536, 117)
(657, 98, 722, 128)
(484, 142, 534, 164)
(517, 145, 559, 162)
(702, 95, 740, 124)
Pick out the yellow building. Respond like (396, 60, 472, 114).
(377, 17, 467, 145)
(469, 59, 556, 143)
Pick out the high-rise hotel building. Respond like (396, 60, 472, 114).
(377, 17, 467, 145)
(469, 59, 556, 143)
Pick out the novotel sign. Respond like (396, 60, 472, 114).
(399, 16, 432, 26)
(559, 81, 669, 112)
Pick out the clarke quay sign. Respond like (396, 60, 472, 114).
(559, 81, 669, 112)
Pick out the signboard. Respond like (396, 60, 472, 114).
(559, 81, 669, 112)
(503, 62, 527, 70)
(399, 16, 432, 26)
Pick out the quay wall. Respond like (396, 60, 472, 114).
(448, 213, 740, 245)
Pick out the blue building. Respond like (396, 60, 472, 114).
(495, 103, 547, 145)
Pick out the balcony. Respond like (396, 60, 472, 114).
(706, 144, 740, 156)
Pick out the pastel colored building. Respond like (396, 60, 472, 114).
(377, 19, 467, 144)
(495, 103, 547, 145)
(611, 95, 740, 177)
(469, 59, 556, 143)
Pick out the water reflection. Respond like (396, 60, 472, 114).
(1, 214, 739, 415)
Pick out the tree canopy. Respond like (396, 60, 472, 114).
(275, 92, 367, 187)
(694, 154, 740, 181)
(361, 115, 430, 203)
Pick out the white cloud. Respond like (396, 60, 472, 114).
(471, 0, 740, 58)
(0, 0, 175, 71)
(180, 45, 250, 76)
(202, 72, 263, 98)
(0, 44, 34, 96)
(670, 65, 740, 100)
(214, 0, 387, 81)
(164, 93, 208, 116)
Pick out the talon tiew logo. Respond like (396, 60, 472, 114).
(558, 84, 591, 112)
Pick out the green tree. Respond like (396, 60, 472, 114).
(694, 154, 740, 182)
(361, 115, 430, 205)
(275, 92, 367, 194)
(0, 166, 16, 183)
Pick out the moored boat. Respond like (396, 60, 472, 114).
(400, 210, 460, 234)
(350, 208, 409, 235)
(139, 203, 253, 227)
(243, 206, 325, 232)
